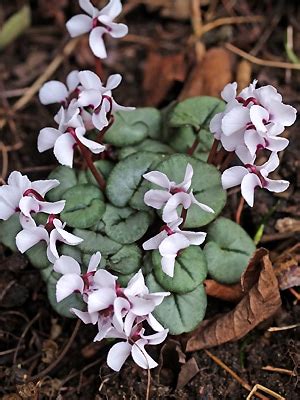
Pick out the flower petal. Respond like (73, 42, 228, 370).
(53, 133, 76, 167)
(159, 233, 190, 257)
(76, 127, 105, 153)
(100, 0, 122, 19)
(87, 251, 102, 273)
(181, 230, 206, 245)
(105, 74, 122, 90)
(249, 105, 269, 133)
(79, 0, 98, 16)
(131, 339, 158, 369)
(93, 269, 117, 289)
(259, 152, 279, 174)
(221, 82, 237, 102)
(144, 190, 172, 210)
(221, 106, 249, 136)
(78, 70, 103, 90)
(221, 166, 248, 190)
(177, 163, 193, 191)
(241, 173, 261, 207)
(39, 81, 68, 105)
(16, 226, 49, 253)
(56, 274, 84, 302)
(66, 70, 80, 92)
(89, 27, 107, 58)
(66, 14, 92, 37)
(143, 231, 167, 251)
(107, 341, 131, 372)
(143, 171, 171, 189)
(71, 308, 98, 324)
(190, 192, 214, 213)
(37, 127, 61, 152)
(88, 288, 116, 313)
(19, 196, 39, 216)
(264, 178, 289, 193)
(162, 192, 191, 223)
(38, 200, 66, 215)
(53, 255, 81, 275)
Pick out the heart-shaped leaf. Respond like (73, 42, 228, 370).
(117, 139, 173, 160)
(154, 154, 226, 228)
(107, 244, 142, 275)
(152, 246, 207, 293)
(106, 151, 163, 208)
(146, 273, 207, 335)
(0, 214, 21, 251)
(171, 126, 213, 154)
(86, 160, 114, 185)
(47, 166, 77, 202)
(169, 96, 224, 130)
(26, 242, 50, 269)
(104, 108, 161, 147)
(204, 217, 256, 284)
(47, 272, 85, 318)
(60, 184, 106, 229)
(74, 228, 123, 257)
(103, 204, 152, 244)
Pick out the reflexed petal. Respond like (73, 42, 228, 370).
(124, 270, 147, 297)
(181, 230, 206, 245)
(209, 113, 223, 138)
(259, 152, 279, 174)
(19, 196, 39, 216)
(105, 21, 128, 38)
(162, 192, 191, 223)
(66, 14, 92, 37)
(127, 296, 156, 316)
(143, 171, 171, 189)
(38, 200, 66, 215)
(39, 81, 68, 105)
(159, 233, 190, 257)
(221, 130, 244, 151)
(241, 174, 261, 207)
(100, 0, 122, 19)
(113, 297, 130, 331)
(249, 105, 268, 133)
(8, 171, 31, 192)
(143, 231, 167, 251)
(177, 163, 193, 191)
(88, 288, 116, 313)
(53, 133, 76, 167)
(106, 74, 122, 90)
(244, 130, 264, 156)
(53, 221, 83, 246)
(0, 200, 14, 220)
(107, 342, 131, 372)
(92, 104, 109, 130)
(87, 251, 102, 272)
(221, 106, 249, 136)
(123, 312, 136, 337)
(140, 329, 168, 345)
(146, 313, 165, 332)
(76, 127, 105, 153)
(144, 189, 171, 209)
(221, 166, 248, 190)
(16, 226, 49, 253)
(264, 177, 289, 193)
(66, 70, 80, 92)
(71, 308, 98, 324)
(93, 269, 117, 288)
(53, 255, 81, 275)
(266, 136, 289, 152)
(31, 179, 60, 195)
(78, 70, 103, 90)
(78, 89, 101, 108)
(221, 82, 237, 102)
(268, 100, 297, 126)
(37, 127, 61, 152)
(56, 274, 84, 302)
(190, 192, 214, 213)
(79, 0, 98, 16)
(89, 27, 107, 58)
(131, 339, 158, 369)
(94, 318, 113, 341)
(235, 145, 255, 164)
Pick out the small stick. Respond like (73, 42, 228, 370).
(225, 43, 300, 70)
(0, 142, 8, 182)
(268, 323, 300, 332)
(235, 196, 245, 224)
(246, 384, 285, 400)
(204, 350, 269, 400)
(262, 365, 296, 377)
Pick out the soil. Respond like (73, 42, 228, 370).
(0, 1, 299, 399)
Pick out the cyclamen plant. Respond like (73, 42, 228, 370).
(0, 0, 296, 372)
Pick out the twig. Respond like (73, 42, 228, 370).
(146, 369, 151, 400)
(246, 384, 285, 400)
(190, 0, 203, 38)
(288, 287, 300, 303)
(268, 323, 300, 332)
(201, 15, 264, 36)
(204, 350, 269, 400)
(0, 141, 9, 182)
(225, 43, 300, 70)
(262, 365, 296, 377)
(30, 319, 81, 381)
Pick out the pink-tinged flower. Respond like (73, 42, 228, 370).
(0, 171, 65, 221)
(38, 101, 105, 167)
(54, 252, 101, 302)
(66, 0, 128, 59)
(143, 164, 214, 223)
(16, 217, 83, 263)
(105, 313, 168, 371)
(39, 70, 79, 105)
(210, 81, 296, 158)
(77, 70, 134, 131)
(222, 152, 289, 207)
(143, 218, 206, 277)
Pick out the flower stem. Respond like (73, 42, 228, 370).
(187, 137, 200, 156)
(220, 152, 235, 172)
(78, 142, 106, 191)
(207, 139, 219, 164)
(235, 196, 245, 224)
(97, 115, 114, 143)
(179, 208, 188, 229)
(95, 56, 104, 80)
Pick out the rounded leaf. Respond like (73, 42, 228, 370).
(117, 139, 173, 160)
(154, 154, 226, 228)
(204, 217, 256, 284)
(60, 184, 106, 229)
(152, 246, 207, 294)
(74, 228, 122, 257)
(106, 151, 163, 208)
(0, 214, 21, 251)
(26, 242, 51, 269)
(47, 166, 77, 202)
(107, 243, 142, 275)
(103, 204, 152, 244)
(169, 96, 225, 130)
(146, 273, 207, 335)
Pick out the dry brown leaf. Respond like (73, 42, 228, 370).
(185, 250, 281, 352)
(273, 244, 300, 290)
(204, 279, 243, 302)
(176, 357, 199, 389)
(143, 51, 187, 106)
(275, 217, 300, 233)
(179, 47, 233, 100)
(236, 60, 252, 92)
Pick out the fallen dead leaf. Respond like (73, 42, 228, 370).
(236, 59, 252, 91)
(158, 339, 185, 386)
(176, 357, 199, 389)
(204, 279, 243, 302)
(179, 47, 233, 100)
(143, 51, 187, 106)
(273, 244, 300, 290)
(185, 249, 281, 351)
(275, 217, 300, 233)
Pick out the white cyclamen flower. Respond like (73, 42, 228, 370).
(106, 313, 168, 371)
(143, 163, 214, 223)
(222, 152, 289, 207)
(77, 70, 134, 131)
(16, 217, 83, 263)
(143, 218, 206, 277)
(38, 100, 105, 167)
(0, 171, 65, 221)
(210, 81, 296, 159)
(66, 0, 128, 59)
(39, 70, 80, 105)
